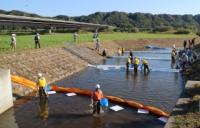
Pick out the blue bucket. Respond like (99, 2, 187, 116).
(100, 98, 109, 107)
(45, 85, 51, 92)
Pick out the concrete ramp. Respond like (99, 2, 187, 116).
(0, 69, 13, 114)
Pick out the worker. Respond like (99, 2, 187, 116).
(37, 73, 48, 101)
(142, 59, 150, 74)
(181, 52, 188, 72)
(34, 33, 41, 48)
(191, 38, 196, 48)
(133, 57, 140, 73)
(118, 48, 122, 56)
(121, 48, 125, 56)
(171, 49, 176, 68)
(126, 56, 132, 70)
(91, 84, 104, 116)
(95, 38, 100, 52)
(129, 51, 133, 63)
(73, 32, 78, 42)
(10, 33, 16, 51)
(102, 49, 107, 57)
(183, 40, 187, 50)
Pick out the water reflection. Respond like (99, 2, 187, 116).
(125, 70, 131, 80)
(37, 99, 49, 121)
(92, 117, 103, 128)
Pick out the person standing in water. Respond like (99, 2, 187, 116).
(133, 57, 140, 73)
(91, 84, 104, 116)
(37, 73, 48, 101)
(142, 59, 150, 74)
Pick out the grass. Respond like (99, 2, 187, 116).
(0, 32, 194, 53)
(174, 112, 200, 128)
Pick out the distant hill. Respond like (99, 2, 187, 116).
(0, 9, 200, 32)
(0, 9, 42, 17)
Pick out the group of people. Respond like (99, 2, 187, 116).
(126, 51, 150, 74)
(183, 38, 196, 50)
(171, 39, 198, 71)
(36, 73, 105, 117)
(117, 47, 125, 56)
(10, 32, 41, 51)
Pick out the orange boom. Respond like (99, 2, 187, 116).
(11, 75, 37, 91)
(144, 106, 170, 117)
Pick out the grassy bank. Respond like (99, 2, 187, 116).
(0, 32, 194, 53)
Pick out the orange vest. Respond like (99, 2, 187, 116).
(93, 90, 103, 101)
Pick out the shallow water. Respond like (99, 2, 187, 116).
(0, 49, 184, 128)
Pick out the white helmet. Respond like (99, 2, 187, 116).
(12, 34, 16, 37)
(95, 84, 100, 89)
(38, 73, 42, 77)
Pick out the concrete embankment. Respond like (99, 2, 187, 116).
(164, 81, 200, 128)
(0, 38, 188, 97)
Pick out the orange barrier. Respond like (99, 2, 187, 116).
(144, 106, 170, 117)
(11, 75, 37, 91)
(51, 85, 92, 96)
(105, 95, 125, 104)
(11, 75, 170, 118)
(125, 100, 144, 109)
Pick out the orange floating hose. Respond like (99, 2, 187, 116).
(144, 106, 170, 117)
(11, 75, 37, 91)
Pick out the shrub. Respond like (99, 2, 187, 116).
(174, 30, 190, 34)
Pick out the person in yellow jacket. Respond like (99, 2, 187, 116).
(118, 48, 122, 56)
(134, 57, 140, 73)
(37, 73, 48, 101)
(126, 56, 132, 70)
(121, 48, 125, 56)
(142, 59, 150, 74)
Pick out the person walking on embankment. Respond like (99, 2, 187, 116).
(95, 38, 100, 52)
(10, 34, 16, 51)
(91, 84, 104, 116)
(37, 73, 48, 101)
(34, 33, 41, 48)
(142, 59, 150, 74)
(133, 57, 140, 73)
(73, 32, 78, 42)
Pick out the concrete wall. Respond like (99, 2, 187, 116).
(0, 68, 13, 114)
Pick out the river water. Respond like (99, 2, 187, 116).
(0, 49, 185, 128)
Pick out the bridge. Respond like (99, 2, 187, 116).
(0, 14, 109, 32)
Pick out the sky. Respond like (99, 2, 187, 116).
(0, 0, 200, 16)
